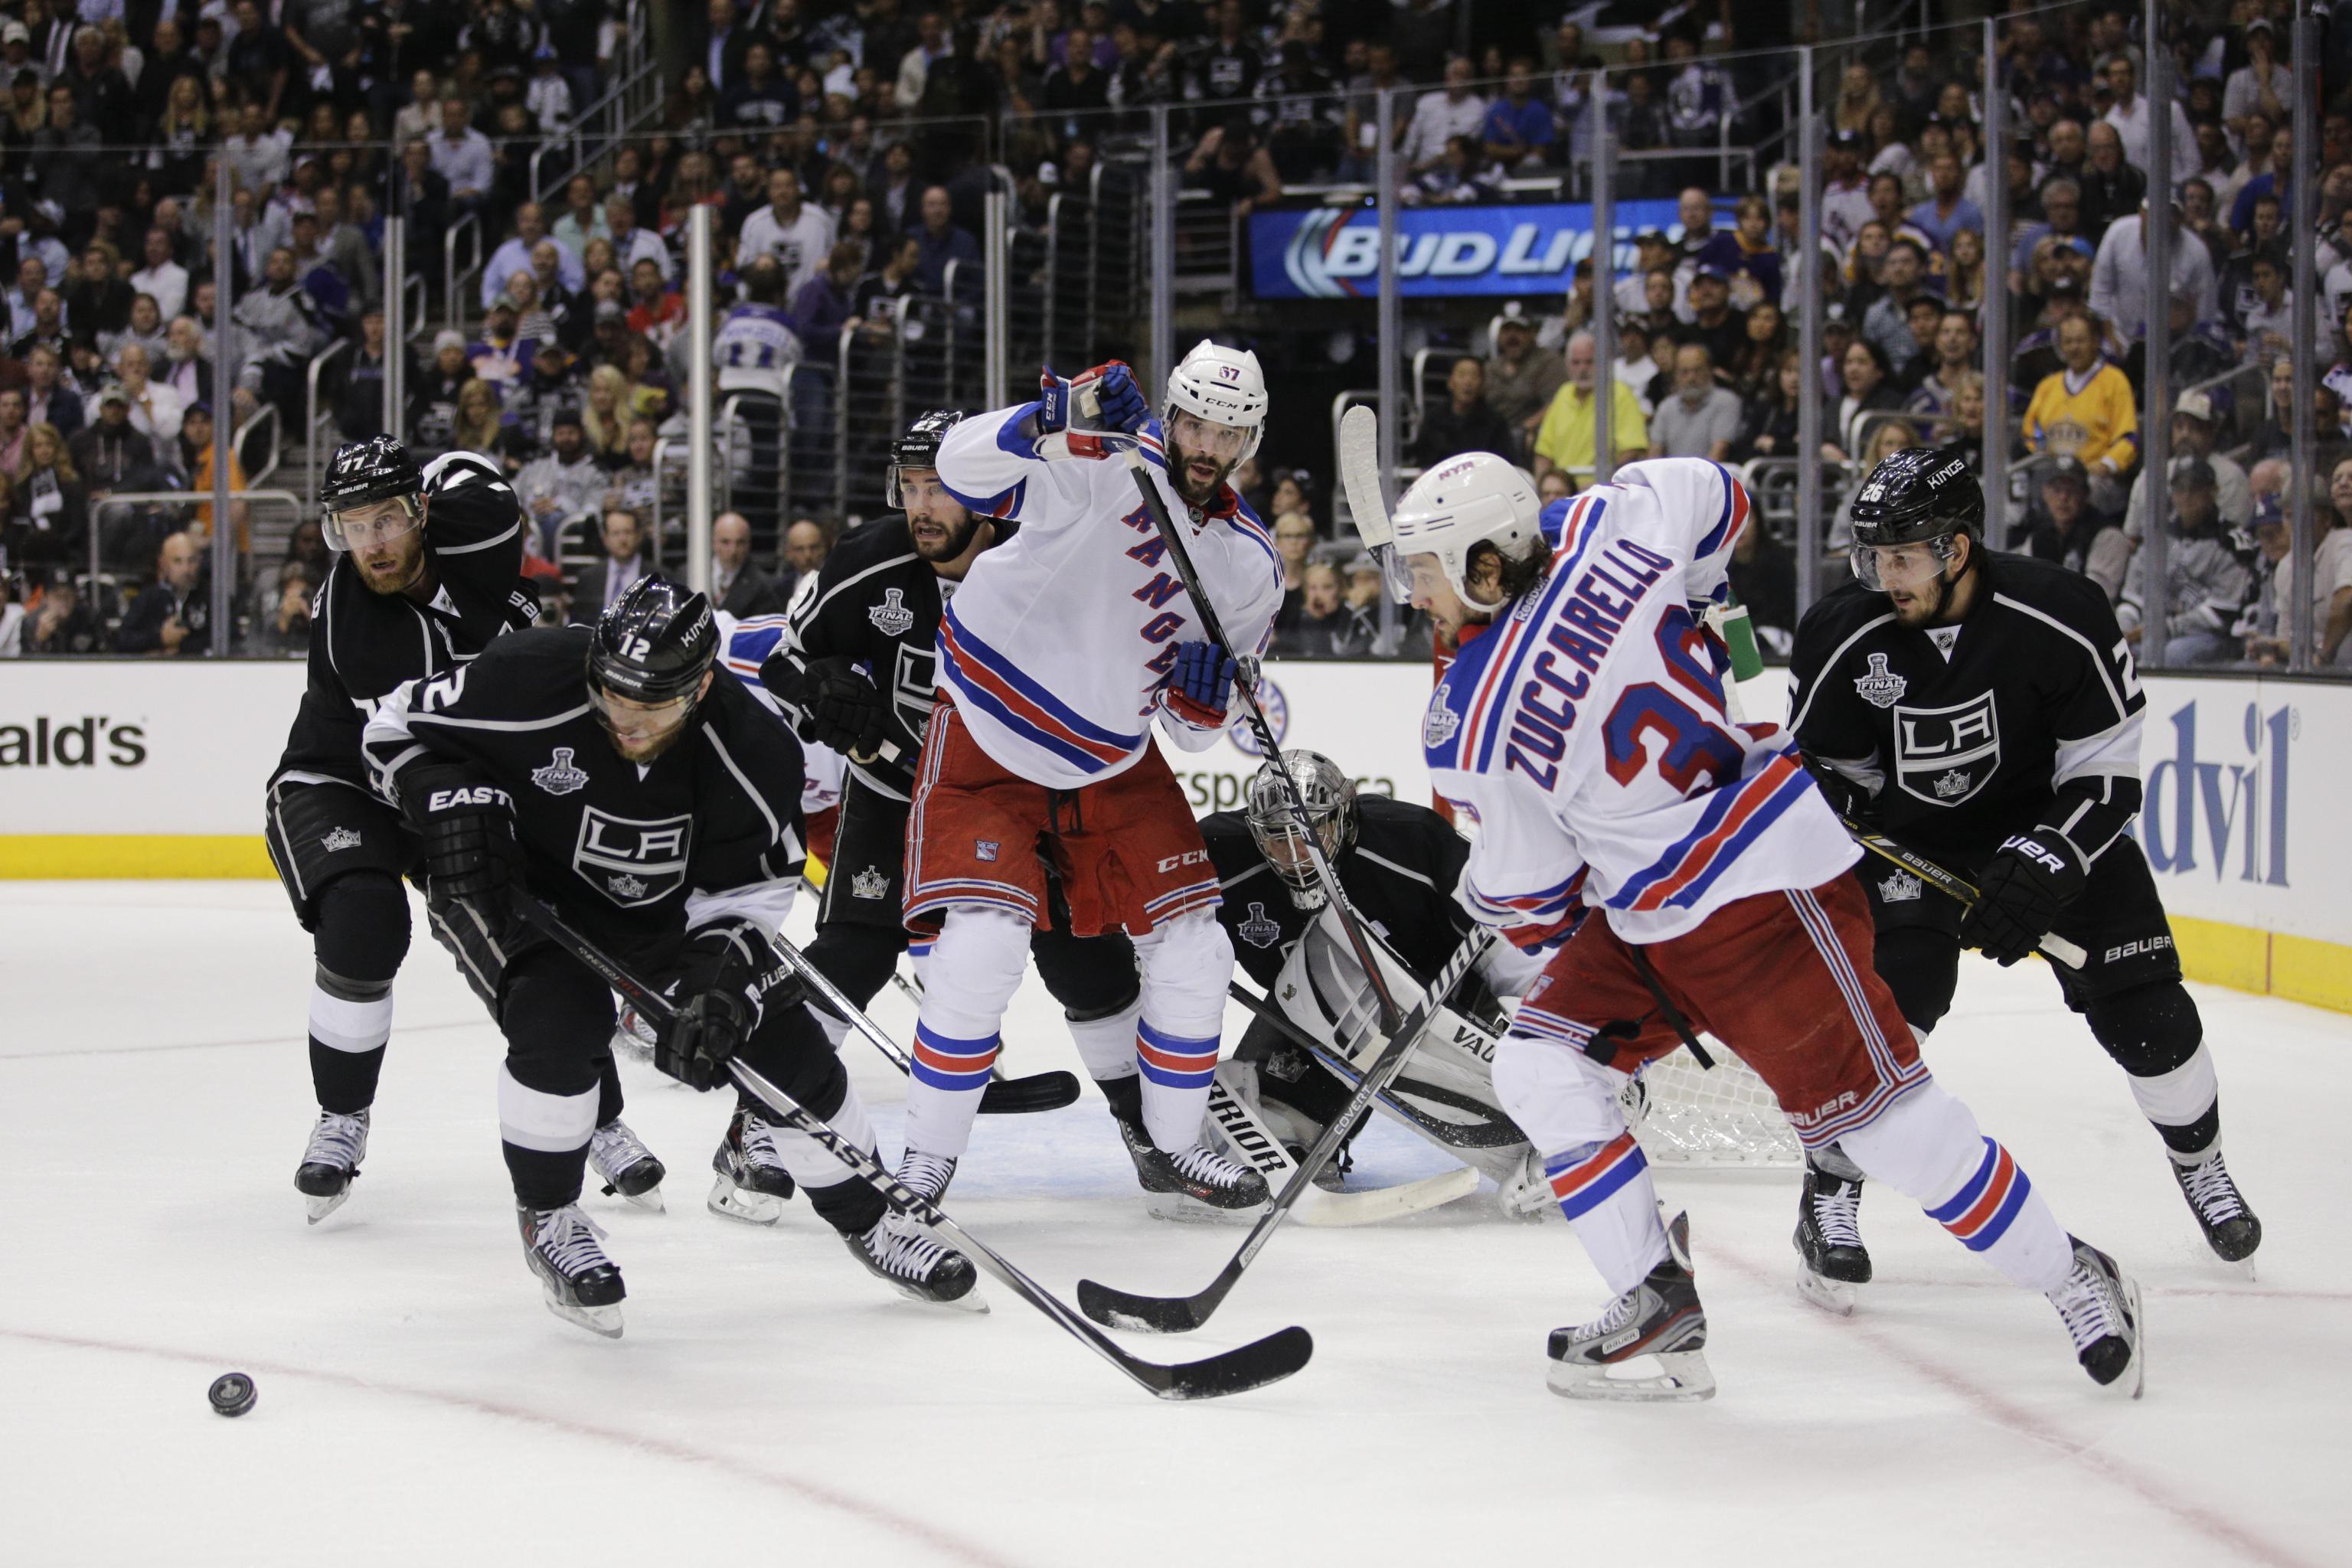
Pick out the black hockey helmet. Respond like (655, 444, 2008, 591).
(586, 574, 718, 711)
(1849, 446, 1983, 549)
(319, 435, 424, 551)
(886, 408, 966, 507)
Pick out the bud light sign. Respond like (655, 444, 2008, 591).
(1250, 199, 1687, 300)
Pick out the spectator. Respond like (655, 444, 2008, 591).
(791, 242, 864, 365)
(234, 247, 328, 430)
(1736, 348, 1805, 462)
(2079, 120, 2147, 239)
(2024, 456, 2129, 603)
(1269, 509, 1315, 631)
(2023, 314, 2139, 511)
(1184, 117, 1282, 217)
(5, 422, 87, 577)
(1862, 240, 1934, 374)
(2225, 21, 2292, 142)
(1650, 343, 1743, 461)
(1692, 194, 1784, 311)
(23, 576, 101, 653)
(1905, 310, 1980, 420)
(1480, 57, 1552, 172)
(1944, 226, 1988, 313)
(178, 401, 249, 554)
(1281, 560, 1372, 657)
(222, 98, 293, 197)
(778, 516, 832, 602)
(2125, 389, 2252, 537)
(1908, 152, 1984, 256)
(711, 510, 785, 617)
(1676, 265, 1747, 373)
(1481, 302, 1564, 440)
(2091, 198, 2216, 345)
(1403, 133, 1501, 207)
(2099, 54, 2198, 186)
(2243, 461, 2352, 667)
(911, 185, 979, 297)
(605, 196, 672, 281)
(2119, 456, 2252, 663)
(624, 258, 687, 352)
(554, 174, 609, 258)
(516, 406, 607, 555)
(1400, 56, 1486, 174)
(69, 385, 158, 505)
(260, 555, 315, 655)
(1532, 329, 1648, 484)
(129, 227, 189, 324)
(570, 507, 649, 617)
(1726, 518, 1796, 652)
(2238, 247, 2326, 367)
(428, 96, 495, 218)
(1411, 357, 1517, 466)
(734, 168, 836, 296)
(2011, 178, 2092, 297)
(603, 419, 671, 523)
(113, 345, 182, 456)
(112, 530, 208, 656)
(1724, 299, 1789, 402)
(23, 345, 82, 438)
(723, 40, 796, 130)
(1830, 338, 1902, 462)
(484, 204, 585, 312)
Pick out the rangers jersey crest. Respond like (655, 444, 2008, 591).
(1854, 652, 1906, 708)
(321, 826, 363, 852)
(531, 746, 589, 795)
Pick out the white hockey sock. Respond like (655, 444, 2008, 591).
(766, 1081, 878, 1187)
(1132, 911, 1231, 1152)
(1067, 997, 1145, 1082)
(1841, 1084, 2073, 1294)
(903, 908, 1027, 1160)
(1544, 1133, 1671, 1298)
(309, 978, 393, 1054)
(497, 1062, 596, 1155)
(1136, 1018, 1220, 1150)
(808, 1003, 852, 1051)
(2126, 1044, 2220, 1153)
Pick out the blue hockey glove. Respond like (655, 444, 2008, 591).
(1039, 361, 1150, 441)
(1166, 640, 1238, 728)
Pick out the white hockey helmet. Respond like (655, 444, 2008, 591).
(1165, 338, 1268, 462)
(1388, 451, 1544, 610)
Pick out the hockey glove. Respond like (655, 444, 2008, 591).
(802, 657, 892, 759)
(1798, 751, 1876, 822)
(402, 762, 521, 903)
(1165, 639, 1238, 728)
(658, 922, 801, 1091)
(1958, 833, 2086, 967)
(1035, 361, 1149, 459)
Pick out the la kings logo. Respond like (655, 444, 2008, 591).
(573, 807, 692, 906)
(1877, 870, 1922, 902)
(869, 588, 916, 636)
(850, 866, 889, 900)
(1854, 652, 1906, 708)
(531, 746, 589, 795)
(1893, 692, 1999, 808)
(1237, 901, 1283, 949)
(321, 826, 362, 852)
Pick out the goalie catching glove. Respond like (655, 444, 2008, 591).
(656, 921, 802, 1090)
(1958, 833, 2085, 966)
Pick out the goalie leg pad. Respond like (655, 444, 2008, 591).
(1132, 909, 1233, 1152)
(1840, 1083, 2073, 1294)
(903, 905, 1028, 1159)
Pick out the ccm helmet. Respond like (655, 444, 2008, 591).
(1245, 750, 1358, 910)
(887, 408, 966, 506)
(1387, 452, 1544, 609)
(1848, 446, 1982, 589)
(587, 574, 718, 725)
(1165, 339, 1268, 462)
(318, 435, 423, 551)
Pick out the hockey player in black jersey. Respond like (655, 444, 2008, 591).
(1789, 446, 2260, 1305)
(266, 436, 663, 1223)
(362, 577, 977, 1335)
(752, 412, 1169, 1210)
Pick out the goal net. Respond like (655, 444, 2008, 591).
(1619, 1044, 1801, 1169)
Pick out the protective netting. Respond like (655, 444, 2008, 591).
(1619, 1045, 1801, 1170)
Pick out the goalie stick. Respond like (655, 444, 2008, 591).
(1077, 929, 1498, 1335)
(509, 897, 1312, 1401)
(1839, 818, 2089, 969)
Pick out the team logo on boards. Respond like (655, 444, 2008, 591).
(869, 588, 916, 636)
(851, 867, 890, 900)
(531, 746, 589, 795)
(1878, 871, 1922, 903)
(1228, 677, 1288, 756)
(1854, 652, 1906, 708)
(1423, 687, 1461, 750)
(321, 827, 362, 852)
(1237, 901, 1283, 949)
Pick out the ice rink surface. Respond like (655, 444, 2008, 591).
(6, 880, 2347, 1567)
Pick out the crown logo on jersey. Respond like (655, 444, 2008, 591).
(1854, 652, 1906, 708)
(1878, 870, 1922, 903)
(868, 587, 916, 636)
(1934, 769, 1971, 798)
(531, 746, 589, 795)
(851, 866, 890, 900)
(321, 826, 362, 852)
(1423, 688, 1462, 750)
(608, 873, 649, 900)
(1237, 901, 1282, 949)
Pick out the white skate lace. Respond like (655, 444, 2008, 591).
(1575, 1285, 1644, 1341)
(737, 1109, 789, 1172)
(1171, 1142, 1253, 1190)
(531, 1205, 613, 1280)
(589, 1120, 653, 1178)
(302, 1110, 369, 1169)
(861, 1220, 955, 1283)
(2050, 1259, 2122, 1351)
(2178, 1152, 2246, 1223)
(896, 1152, 957, 1204)
(1811, 1182, 1864, 1249)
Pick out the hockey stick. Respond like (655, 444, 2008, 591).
(510, 898, 1312, 1400)
(1077, 929, 1498, 1334)
(1227, 982, 1526, 1151)
(776, 935, 1082, 1112)
(1839, 818, 2089, 969)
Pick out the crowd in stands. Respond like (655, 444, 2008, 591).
(0, 1, 2346, 671)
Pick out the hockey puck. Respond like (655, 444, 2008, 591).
(207, 1373, 257, 1418)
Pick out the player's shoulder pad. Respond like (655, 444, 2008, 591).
(1794, 577, 1896, 652)
(825, 512, 919, 573)
(1984, 549, 2125, 634)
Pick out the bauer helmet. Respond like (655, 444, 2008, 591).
(586, 576, 718, 754)
(1387, 451, 1544, 611)
(318, 435, 423, 552)
(887, 408, 966, 507)
(1165, 339, 1267, 462)
(1246, 750, 1358, 910)
(1847, 446, 1981, 592)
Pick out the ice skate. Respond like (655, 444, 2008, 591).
(1793, 1162, 1872, 1315)
(707, 1102, 798, 1224)
(2047, 1236, 2145, 1396)
(518, 1203, 626, 1338)
(2171, 1148, 2261, 1272)
(844, 1216, 985, 1311)
(295, 1109, 371, 1223)
(1115, 1114, 1271, 1220)
(588, 1118, 666, 1211)
(609, 1005, 658, 1065)
(890, 1149, 960, 1212)
(1547, 1211, 1714, 1403)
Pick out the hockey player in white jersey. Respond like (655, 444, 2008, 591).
(899, 342, 1285, 1217)
(1392, 451, 2142, 1400)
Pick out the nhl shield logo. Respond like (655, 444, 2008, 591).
(1423, 685, 1462, 750)
(321, 826, 362, 852)
(868, 587, 916, 636)
(850, 866, 890, 900)
(1854, 652, 1906, 708)
(531, 746, 589, 795)
(1237, 901, 1283, 949)
(1877, 870, 1923, 903)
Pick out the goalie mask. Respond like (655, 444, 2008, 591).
(1245, 749, 1357, 910)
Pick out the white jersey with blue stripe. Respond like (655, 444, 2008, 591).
(929, 401, 1284, 789)
(713, 303, 802, 372)
(714, 609, 842, 818)
(1425, 459, 1859, 945)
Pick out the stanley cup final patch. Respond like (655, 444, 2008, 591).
(531, 746, 590, 795)
(1854, 652, 1906, 708)
(1236, 901, 1283, 949)
(868, 587, 916, 635)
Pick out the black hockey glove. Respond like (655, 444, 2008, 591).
(1958, 833, 2086, 967)
(802, 657, 893, 759)
(656, 922, 803, 1091)
(1798, 752, 1875, 823)
(401, 762, 521, 903)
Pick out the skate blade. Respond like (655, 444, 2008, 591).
(2115, 1274, 2146, 1400)
(1145, 1190, 1266, 1224)
(706, 1174, 786, 1226)
(303, 1187, 353, 1225)
(2239, 1257, 2258, 1283)
(600, 1179, 666, 1214)
(1795, 1263, 1857, 1318)
(890, 1276, 991, 1315)
(1547, 1349, 1716, 1403)
(543, 1290, 624, 1339)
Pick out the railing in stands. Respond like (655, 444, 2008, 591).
(531, 1, 666, 211)
(237, 402, 281, 488)
(304, 338, 350, 484)
(444, 212, 481, 334)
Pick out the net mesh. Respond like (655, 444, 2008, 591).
(1619, 1044, 1801, 1169)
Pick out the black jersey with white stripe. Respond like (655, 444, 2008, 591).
(361, 626, 807, 965)
(273, 451, 539, 791)
(1201, 793, 1476, 991)
(1788, 550, 2145, 870)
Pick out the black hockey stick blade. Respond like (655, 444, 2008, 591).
(977, 1070, 1082, 1113)
(1079, 1275, 1219, 1335)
